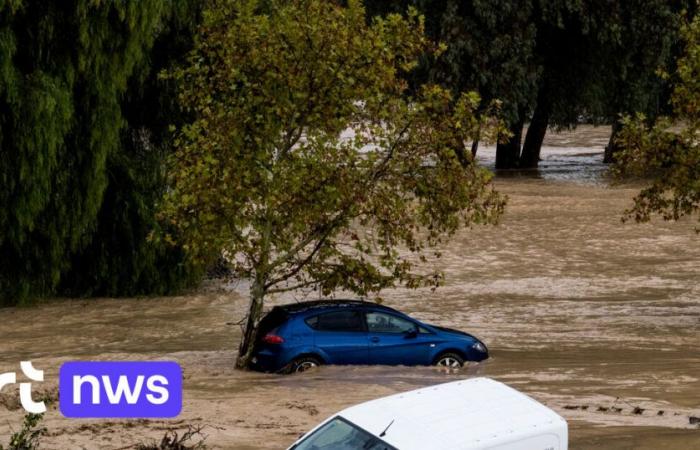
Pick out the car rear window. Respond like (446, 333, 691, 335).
(256, 308, 289, 342)
(305, 310, 365, 332)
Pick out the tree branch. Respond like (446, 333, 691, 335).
(264, 227, 334, 289)
(266, 276, 330, 294)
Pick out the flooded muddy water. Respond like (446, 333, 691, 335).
(1, 126, 699, 449)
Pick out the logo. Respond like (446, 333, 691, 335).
(0, 361, 47, 413)
(59, 361, 182, 418)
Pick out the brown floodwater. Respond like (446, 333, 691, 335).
(1, 126, 699, 449)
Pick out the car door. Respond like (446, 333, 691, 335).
(306, 309, 369, 365)
(365, 311, 434, 365)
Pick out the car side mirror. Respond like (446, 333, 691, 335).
(404, 329, 418, 339)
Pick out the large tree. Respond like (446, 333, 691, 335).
(366, 0, 539, 168)
(163, 0, 505, 368)
(614, 12, 700, 229)
(0, 1, 200, 304)
(57, 2, 203, 297)
(368, 0, 688, 169)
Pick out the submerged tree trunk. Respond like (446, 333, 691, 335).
(604, 120, 623, 163)
(452, 139, 471, 168)
(495, 118, 524, 169)
(450, 126, 474, 168)
(236, 280, 266, 369)
(520, 91, 551, 168)
(470, 128, 480, 158)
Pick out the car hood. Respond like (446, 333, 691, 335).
(431, 325, 479, 341)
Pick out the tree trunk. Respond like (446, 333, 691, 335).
(495, 118, 524, 169)
(235, 280, 266, 369)
(520, 107, 550, 169)
(520, 84, 551, 169)
(471, 128, 480, 158)
(604, 120, 623, 163)
(452, 138, 471, 168)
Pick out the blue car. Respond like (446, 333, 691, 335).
(250, 300, 488, 373)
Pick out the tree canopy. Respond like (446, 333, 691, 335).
(1, 0, 694, 309)
(0, 1, 201, 305)
(614, 12, 700, 229)
(163, 0, 506, 367)
(367, 0, 690, 168)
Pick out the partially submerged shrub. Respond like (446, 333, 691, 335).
(0, 414, 46, 450)
(135, 426, 208, 450)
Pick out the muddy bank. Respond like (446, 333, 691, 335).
(1, 126, 699, 449)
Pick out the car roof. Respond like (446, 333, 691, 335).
(273, 299, 400, 315)
(335, 378, 567, 450)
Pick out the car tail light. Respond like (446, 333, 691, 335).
(263, 333, 285, 344)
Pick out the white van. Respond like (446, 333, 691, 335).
(288, 377, 567, 450)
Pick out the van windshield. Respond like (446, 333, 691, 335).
(292, 416, 397, 450)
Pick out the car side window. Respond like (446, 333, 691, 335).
(305, 310, 365, 332)
(366, 312, 417, 333)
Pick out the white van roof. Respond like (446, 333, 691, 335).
(337, 377, 567, 450)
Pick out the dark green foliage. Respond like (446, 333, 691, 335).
(0, 413, 45, 450)
(366, 1, 538, 123)
(614, 13, 700, 229)
(367, 1, 691, 168)
(0, 1, 201, 305)
(58, 2, 203, 297)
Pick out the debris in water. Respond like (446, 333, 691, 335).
(563, 404, 590, 411)
(284, 401, 319, 416)
(689, 416, 700, 425)
(633, 407, 645, 415)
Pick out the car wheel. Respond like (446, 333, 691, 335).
(434, 352, 465, 369)
(290, 356, 322, 373)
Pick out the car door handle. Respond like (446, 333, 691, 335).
(370, 337, 380, 343)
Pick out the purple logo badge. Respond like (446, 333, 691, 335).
(59, 361, 182, 418)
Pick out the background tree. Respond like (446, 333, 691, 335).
(519, 0, 680, 167)
(366, 0, 539, 168)
(367, 0, 689, 168)
(163, 0, 505, 368)
(614, 13, 700, 229)
(0, 1, 201, 304)
(58, 2, 203, 297)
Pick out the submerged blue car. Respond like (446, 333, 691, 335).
(250, 300, 488, 373)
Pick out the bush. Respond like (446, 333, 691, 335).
(0, 414, 46, 450)
(135, 426, 208, 450)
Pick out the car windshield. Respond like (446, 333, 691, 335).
(292, 416, 397, 450)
